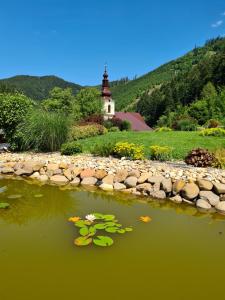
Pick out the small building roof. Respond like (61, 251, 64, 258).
(115, 112, 152, 131)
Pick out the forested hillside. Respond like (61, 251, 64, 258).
(137, 37, 225, 127)
(111, 37, 225, 112)
(0, 75, 82, 100)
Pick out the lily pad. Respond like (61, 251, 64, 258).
(79, 226, 89, 236)
(0, 202, 10, 209)
(105, 227, 117, 233)
(75, 220, 87, 228)
(102, 214, 115, 221)
(94, 223, 107, 230)
(125, 227, 133, 232)
(74, 236, 92, 246)
(89, 226, 96, 236)
(93, 236, 114, 247)
(0, 186, 7, 193)
(117, 229, 126, 234)
(93, 213, 104, 219)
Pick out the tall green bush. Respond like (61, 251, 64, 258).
(18, 110, 70, 152)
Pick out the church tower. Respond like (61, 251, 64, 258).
(101, 66, 115, 120)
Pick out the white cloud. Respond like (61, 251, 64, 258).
(211, 20, 223, 28)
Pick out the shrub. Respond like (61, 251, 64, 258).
(69, 123, 107, 141)
(121, 120, 131, 131)
(82, 114, 104, 125)
(199, 128, 225, 137)
(175, 118, 197, 131)
(185, 148, 215, 168)
(0, 92, 33, 141)
(90, 141, 116, 157)
(213, 149, 225, 169)
(109, 126, 120, 132)
(111, 117, 123, 129)
(155, 127, 172, 132)
(61, 141, 82, 155)
(206, 119, 221, 128)
(104, 120, 114, 129)
(18, 110, 70, 152)
(113, 142, 145, 160)
(149, 145, 173, 161)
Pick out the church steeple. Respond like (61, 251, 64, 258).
(101, 65, 112, 98)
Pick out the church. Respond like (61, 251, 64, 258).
(101, 67, 152, 131)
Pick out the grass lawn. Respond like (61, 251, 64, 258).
(80, 131, 225, 159)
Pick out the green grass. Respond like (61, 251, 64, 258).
(80, 131, 225, 159)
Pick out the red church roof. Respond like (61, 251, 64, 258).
(115, 112, 152, 131)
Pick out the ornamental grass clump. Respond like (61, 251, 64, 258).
(199, 128, 225, 137)
(68, 213, 133, 247)
(213, 148, 225, 169)
(69, 123, 107, 141)
(113, 142, 145, 160)
(149, 145, 173, 161)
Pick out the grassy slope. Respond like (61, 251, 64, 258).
(80, 131, 225, 159)
(0, 75, 82, 101)
(111, 42, 219, 111)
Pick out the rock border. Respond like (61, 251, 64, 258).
(0, 153, 225, 215)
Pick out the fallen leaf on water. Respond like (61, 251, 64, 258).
(139, 216, 152, 223)
(68, 216, 81, 223)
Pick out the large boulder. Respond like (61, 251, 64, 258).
(15, 168, 33, 176)
(95, 169, 107, 180)
(197, 179, 213, 191)
(1, 167, 14, 174)
(136, 183, 152, 193)
(199, 191, 220, 206)
(150, 190, 166, 199)
(213, 183, 225, 194)
(124, 176, 138, 188)
(129, 169, 140, 178)
(50, 175, 69, 185)
(70, 177, 80, 186)
(47, 164, 59, 172)
(114, 170, 128, 183)
(81, 177, 97, 186)
(63, 169, 72, 181)
(161, 178, 172, 193)
(80, 169, 96, 179)
(181, 183, 199, 200)
(99, 183, 114, 191)
(172, 180, 185, 194)
(215, 201, 225, 214)
(196, 199, 212, 210)
(148, 176, 164, 184)
(114, 182, 126, 191)
(137, 172, 152, 184)
(102, 174, 114, 185)
(169, 195, 182, 204)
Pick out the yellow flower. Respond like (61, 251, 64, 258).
(68, 216, 81, 223)
(139, 216, 152, 223)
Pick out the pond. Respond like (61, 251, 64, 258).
(0, 177, 225, 300)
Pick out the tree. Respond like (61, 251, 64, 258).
(0, 92, 33, 140)
(75, 88, 103, 119)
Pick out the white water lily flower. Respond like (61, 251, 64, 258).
(85, 214, 96, 222)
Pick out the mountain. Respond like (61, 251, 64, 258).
(0, 75, 82, 100)
(111, 37, 225, 112)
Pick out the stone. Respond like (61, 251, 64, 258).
(153, 182, 160, 191)
(213, 182, 225, 194)
(99, 183, 114, 191)
(30, 172, 41, 179)
(136, 183, 152, 193)
(15, 168, 33, 176)
(161, 178, 172, 193)
(172, 180, 185, 194)
(59, 162, 68, 169)
(70, 177, 80, 186)
(24, 161, 45, 172)
(13, 162, 23, 171)
(150, 190, 166, 199)
(215, 201, 225, 214)
(181, 183, 199, 200)
(182, 199, 195, 206)
(39, 175, 49, 182)
(124, 176, 138, 188)
(129, 169, 140, 178)
(148, 176, 164, 184)
(46, 170, 54, 177)
(53, 169, 62, 175)
(47, 164, 59, 172)
(1, 167, 14, 174)
(169, 195, 182, 204)
(114, 182, 126, 191)
(102, 174, 114, 185)
(199, 191, 220, 206)
(122, 188, 137, 194)
(114, 170, 128, 182)
(80, 169, 96, 179)
(64, 169, 72, 181)
(81, 177, 97, 186)
(196, 199, 212, 210)
(95, 169, 107, 180)
(73, 167, 82, 177)
(39, 168, 46, 175)
(50, 175, 69, 185)
(220, 195, 225, 201)
(197, 179, 213, 191)
(137, 172, 152, 184)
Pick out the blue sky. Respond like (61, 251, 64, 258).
(0, 0, 225, 85)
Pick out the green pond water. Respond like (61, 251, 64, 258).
(1, 177, 225, 300)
